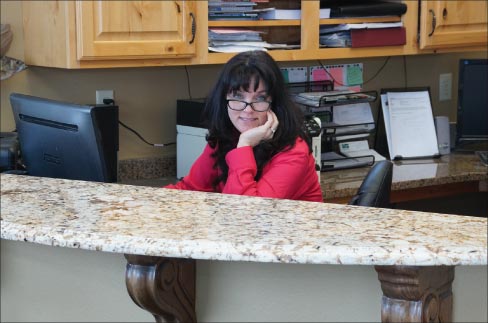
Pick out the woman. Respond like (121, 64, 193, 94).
(166, 50, 323, 202)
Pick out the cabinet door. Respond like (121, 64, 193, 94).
(419, 0, 487, 49)
(76, 1, 196, 60)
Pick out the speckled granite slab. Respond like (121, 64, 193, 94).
(1, 174, 486, 266)
(118, 155, 176, 181)
(117, 153, 487, 201)
(321, 153, 488, 199)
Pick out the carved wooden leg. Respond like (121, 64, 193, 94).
(124, 254, 196, 323)
(375, 265, 455, 323)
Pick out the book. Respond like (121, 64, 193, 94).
(259, 8, 331, 20)
(259, 9, 301, 20)
(351, 27, 406, 47)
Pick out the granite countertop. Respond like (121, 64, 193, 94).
(118, 153, 487, 201)
(321, 153, 488, 200)
(1, 174, 486, 266)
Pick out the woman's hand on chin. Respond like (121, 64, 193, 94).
(237, 111, 279, 148)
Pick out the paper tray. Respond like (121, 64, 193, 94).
(320, 154, 375, 171)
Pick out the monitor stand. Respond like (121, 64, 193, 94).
(454, 140, 488, 153)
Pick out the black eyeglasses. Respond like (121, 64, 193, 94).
(226, 99, 271, 112)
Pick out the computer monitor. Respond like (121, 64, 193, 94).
(10, 93, 119, 182)
(456, 59, 488, 151)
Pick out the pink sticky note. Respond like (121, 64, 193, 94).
(311, 69, 329, 82)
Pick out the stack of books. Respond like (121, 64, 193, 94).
(208, 1, 260, 21)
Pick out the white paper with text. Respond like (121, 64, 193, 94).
(387, 91, 439, 159)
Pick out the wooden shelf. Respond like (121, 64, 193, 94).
(208, 20, 301, 27)
(208, 16, 401, 28)
(320, 16, 402, 25)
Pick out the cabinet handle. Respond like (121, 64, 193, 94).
(174, 1, 180, 13)
(189, 12, 196, 44)
(442, 8, 448, 19)
(428, 9, 436, 37)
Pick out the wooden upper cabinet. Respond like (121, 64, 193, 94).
(21, 0, 486, 68)
(76, 1, 196, 60)
(419, 0, 487, 49)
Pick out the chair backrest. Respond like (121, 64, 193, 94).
(348, 160, 393, 208)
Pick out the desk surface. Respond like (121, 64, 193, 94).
(1, 174, 486, 266)
(121, 153, 487, 204)
(321, 153, 488, 203)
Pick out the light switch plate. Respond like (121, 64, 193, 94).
(439, 73, 452, 101)
(96, 90, 114, 105)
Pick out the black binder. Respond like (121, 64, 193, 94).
(321, 0, 408, 18)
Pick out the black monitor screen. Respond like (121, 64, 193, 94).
(10, 93, 119, 182)
(456, 59, 488, 150)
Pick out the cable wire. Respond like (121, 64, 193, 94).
(119, 120, 175, 147)
(317, 60, 346, 86)
(363, 56, 391, 85)
(403, 55, 408, 87)
(317, 57, 390, 87)
(184, 65, 193, 99)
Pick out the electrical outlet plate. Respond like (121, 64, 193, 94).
(96, 90, 114, 105)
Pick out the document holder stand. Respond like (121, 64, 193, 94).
(376, 87, 441, 161)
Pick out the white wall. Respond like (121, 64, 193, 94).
(2, 240, 487, 322)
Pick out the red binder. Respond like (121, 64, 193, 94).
(351, 27, 406, 47)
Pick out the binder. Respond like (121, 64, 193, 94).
(351, 27, 406, 48)
(322, 0, 408, 18)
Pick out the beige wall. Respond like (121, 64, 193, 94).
(2, 240, 487, 322)
(1, 1, 486, 160)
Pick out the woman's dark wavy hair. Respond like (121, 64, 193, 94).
(203, 50, 310, 189)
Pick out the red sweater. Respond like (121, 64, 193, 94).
(166, 138, 323, 202)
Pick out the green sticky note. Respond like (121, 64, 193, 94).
(346, 65, 363, 86)
(281, 69, 290, 83)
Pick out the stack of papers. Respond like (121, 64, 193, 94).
(209, 28, 266, 52)
(320, 22, 403, 34)
(339, 140, 386, 161)
(208, 1, 259, 20)
(333, 102, 374, 125)
(321, 152, 374, 170)
(208, 28, 298, 53)
(319, 22, 403, 47)
(332, 103, 375, 137)
(292, 90, 374, 107)
(209, 28, 263, 42)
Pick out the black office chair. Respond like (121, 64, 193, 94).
(348, 160, 393, 208)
